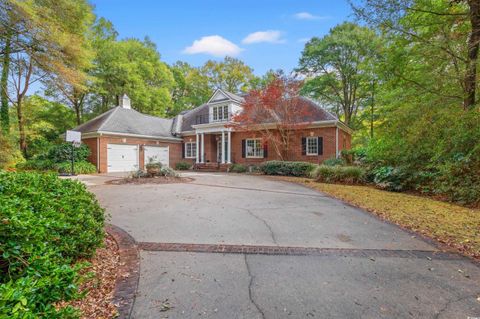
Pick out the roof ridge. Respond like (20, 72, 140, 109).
(97, 106, 121, 131)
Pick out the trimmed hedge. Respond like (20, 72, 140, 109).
(230, 164, 247, 173)
(261, 161, 317, 177)
(311, 165, 365, 184)
(0, 172, 105, 318)
(175, 161, 191, 170)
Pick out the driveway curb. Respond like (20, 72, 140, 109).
(105, 224, 140, 319)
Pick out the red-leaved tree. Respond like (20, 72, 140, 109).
(230, 75, 314, 161)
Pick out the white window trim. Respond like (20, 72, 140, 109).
(211, 104, 229, 122)
(185, 142, 197, 158)
(246, 138, 264, 158)
(306, 137, 318, 156)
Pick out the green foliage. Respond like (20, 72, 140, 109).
(170, 61, 212, 116)
(0, 135, 24, 169)
(91, 37, 175, 116)
(55, 161, 97, 175)
(298, 22, 381, 127)
(322, 157, 345, 167)
(311, 165, 365, 184)
(201, 56, 257, 93)
(436, 155, 480, 206)
(230, 163, 247, 173)
(157, 166, 179, 178)
(41, 143, 90, 163)
(0, 171, 105, 318)
(261, 161, 316, 177)
(175, 161, 191, 170)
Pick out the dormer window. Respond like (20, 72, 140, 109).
(212, 105, 229, 122)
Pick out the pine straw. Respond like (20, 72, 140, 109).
(274, 177, 480, 260)
(107, 176, 193, 185)
(58, 234, 120, 318)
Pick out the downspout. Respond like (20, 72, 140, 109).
(97, 135, 100, 172)
(335, 124, 339, 158)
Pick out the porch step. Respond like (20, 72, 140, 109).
(193, 163, 231, 172)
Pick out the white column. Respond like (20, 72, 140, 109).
(221, 130, 225, 164)
(200, 133, 205, 163)
(227, 130, 231, 163)
(195, 133, 199, 163)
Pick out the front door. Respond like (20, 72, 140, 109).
(217, 139, 228, 163)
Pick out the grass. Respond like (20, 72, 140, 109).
(277, 177, 480, 260)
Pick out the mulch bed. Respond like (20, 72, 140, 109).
(107, 176, 194, 185)
(59, 234, 120, 319)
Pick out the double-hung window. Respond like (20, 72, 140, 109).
(212, 105, 229, 122)
(246, 139, 264, 158)
(185, 142, 196, 158)
(306, 137, 318, 156)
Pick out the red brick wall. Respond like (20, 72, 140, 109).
(179, 127, 351, 166)
(82, 135, 182, 173)
(230, 127, 347, 165)
(82, 138, 98, 170)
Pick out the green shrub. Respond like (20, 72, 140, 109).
(175, 161, 191, 170)
(156, 166, 179, 177)
(311, 165, 365, 184)
(16, 159, 56, 171)
(39, 143, 91, 163)
(55, 161, 97, 175)
(322, 157, 345, 166)
(0, 136, 24, 169)
(261, 161, 317, 177)
(129, 169, 148, 178)
(230, 163, 247, 173)
(0, 171, 105, 318)
(435, 156, 480, 206)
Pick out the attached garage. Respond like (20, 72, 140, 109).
(144, 146, 169, 167)
(107, 144, 139, 173)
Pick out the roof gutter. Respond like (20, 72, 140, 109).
(80, 131, 183, 142)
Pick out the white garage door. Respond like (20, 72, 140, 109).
(107, 144, 139, 173)
(144, 146, 169, 167)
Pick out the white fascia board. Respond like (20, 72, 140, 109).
(81, 131, 183, 143)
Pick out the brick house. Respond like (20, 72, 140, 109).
(72, 89, 352, 173)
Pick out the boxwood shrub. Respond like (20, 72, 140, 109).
(230, 163, 247, 173)
(311, 165, 365, 184)
(261, 161, 317, 177)
(175, 161, 191, 170)
(0, 171, 105, 318)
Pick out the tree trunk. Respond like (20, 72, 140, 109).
(464, 0, 480, 109)
(1, 32, 11, 134)
(16, 99, 27, 157)
(73, 100, 81, 125)
(371, 81, 375, 139)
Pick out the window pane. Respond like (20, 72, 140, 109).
(307, 137, 317, 155)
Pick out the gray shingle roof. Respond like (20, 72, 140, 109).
(73, 107, 175, 138)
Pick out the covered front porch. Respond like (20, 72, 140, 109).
(193, 127, 232, 168)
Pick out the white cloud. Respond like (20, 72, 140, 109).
(298, 37, 311, 43)
(293, 12, 326, 20)
(242, 30, 286, 44)
(182, 35, 243, 57)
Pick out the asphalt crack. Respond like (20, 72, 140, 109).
(244, 254, 266, 319)
(433, 294, 479, 319)
(242, 208, 278, 246)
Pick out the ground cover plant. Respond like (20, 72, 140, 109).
(0, 171, 105, 318)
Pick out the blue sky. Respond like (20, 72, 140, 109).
(92, 0, 353, 75)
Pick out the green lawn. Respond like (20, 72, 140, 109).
(278, 177, 480, 260)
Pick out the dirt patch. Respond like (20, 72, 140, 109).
(107, 176, 194, 185)
(59, 234, 120, 318)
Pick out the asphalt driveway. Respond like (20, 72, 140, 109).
(86, 172, 480, 319)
